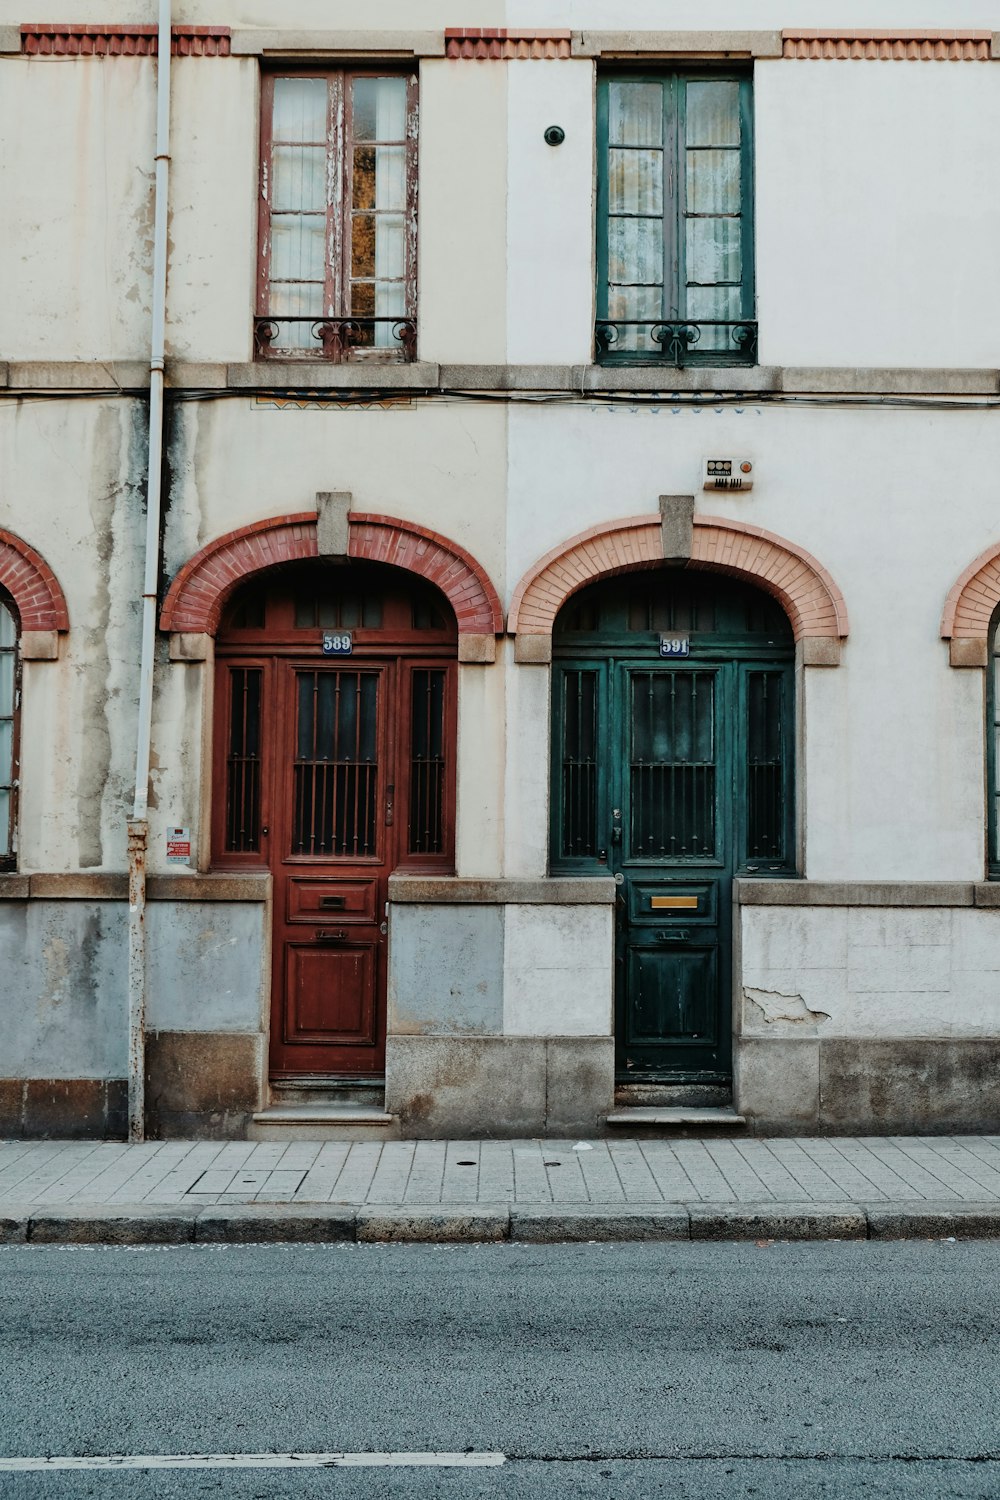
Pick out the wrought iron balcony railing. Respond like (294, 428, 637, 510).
(254, 316, 417, 363)
(595, 319, 758, 369)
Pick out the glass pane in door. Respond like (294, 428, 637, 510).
(559, 669, 600, 858)
(629, 671, 716, 858)
(225, 668, 262, 853)
(293, 670, 379, 856)
(747, 671, 786, 861)
(409, 668, 446, 855)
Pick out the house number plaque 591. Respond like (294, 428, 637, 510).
(659, 634, 690, 658)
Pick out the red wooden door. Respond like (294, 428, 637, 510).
(272, 661, 391, 1074)
(212, 562, 457, 1081)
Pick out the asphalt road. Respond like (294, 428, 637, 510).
(1, 1239, 1000, 1498)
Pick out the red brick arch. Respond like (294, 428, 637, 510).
(509, 514, 848, 658)
(0, 528, 70, 632)
(941, 543, 1000, 666)
(160, 512, 504, 639)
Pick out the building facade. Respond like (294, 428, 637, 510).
(2, 2, 1000, 1140)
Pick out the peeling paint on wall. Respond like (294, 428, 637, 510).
(744, 987, 831, 1027)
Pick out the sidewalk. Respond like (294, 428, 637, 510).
(4, 1135, 1000, 1243)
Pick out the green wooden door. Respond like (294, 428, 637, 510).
(551, 573, 794, 1082)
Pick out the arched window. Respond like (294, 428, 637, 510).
(0, 591, 18, 869)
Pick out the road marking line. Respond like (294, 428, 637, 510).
(0, 1452, 506, 1472)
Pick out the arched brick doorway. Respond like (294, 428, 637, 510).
(550, 565, 797, 1085)
(161, 511, 502, 1078)
(212, 559, 459, 1078)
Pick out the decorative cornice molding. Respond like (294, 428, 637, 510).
(444, 27, 571, 60)
(20, 24, 231, 57)
(782, 29, 992, 61)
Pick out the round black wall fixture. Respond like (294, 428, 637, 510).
(544, 125, 565, 146)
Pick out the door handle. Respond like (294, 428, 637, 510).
(314, 928, 348, 943)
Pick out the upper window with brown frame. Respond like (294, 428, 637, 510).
(256, 71, 418, 363)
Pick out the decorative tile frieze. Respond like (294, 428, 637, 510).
(20, 24, 231, 57)
(444, 27, 571, 60)
(782, 29, 992, 61)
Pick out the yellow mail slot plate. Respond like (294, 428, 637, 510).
(651, 895, 699, 910)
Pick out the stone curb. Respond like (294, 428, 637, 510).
(864, 1204, 1000, 1240)
(2, 1201, 1000, 1245)
(25, 1204, 202, 1245)
(688, 1203, 868, 1241)
(510, 1203, 689, 1242)
(357, 1207, 509, 1243)
(195, 1204, 356, 1243)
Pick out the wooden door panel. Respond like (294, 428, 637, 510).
(625, 945, 719, 1049)
(284, 943, 377, 1047)
(286, 877, 378, 924)
(271, 662, 388, 1075)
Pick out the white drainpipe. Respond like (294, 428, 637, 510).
(128, 0, 172, 1143)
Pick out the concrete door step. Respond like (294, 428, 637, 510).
(605, 1105, 746, 1131)
(249, 1104, 401, 1142)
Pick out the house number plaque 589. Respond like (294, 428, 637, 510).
(322, 631, 353, 656)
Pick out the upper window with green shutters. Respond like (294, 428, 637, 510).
(596, 72, 756, 368)
(256, 71, 418, 363)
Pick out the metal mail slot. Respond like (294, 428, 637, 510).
(651, 895, 699, 910)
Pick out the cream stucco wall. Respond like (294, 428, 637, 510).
(6, 1, 997, 25)
(755, 61, 1000, 369)
(0, 399, 144, 873)
(4, 1, 1000, 1128)
(505, 401, 994, 881)
(0, 56, 154, 362)
(165, 58, 258, 364)
(5, 15, 1000, 371)
(163, 398, 508, 589)
(505, 61, 594, 366)
(418, 60, 508, 365)
(741, 905, 1000, 1038)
